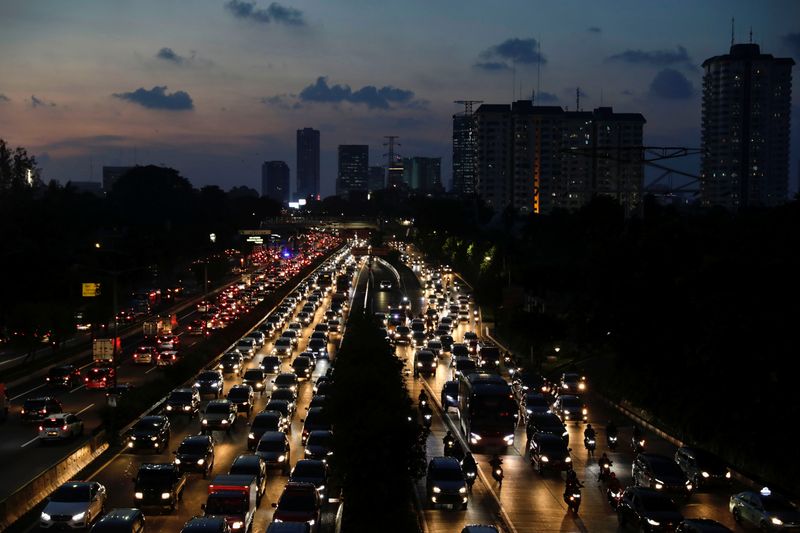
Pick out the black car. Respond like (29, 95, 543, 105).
(528, 432, 572, 474)
(21, 396, 63, 422)
(220, 352, 244, 377)
(180, 516, 230, 533)
(165, 388, 201, 417)
(90, 508, 146, 532)
(195, 370, 224, 399)
(426, 457, 468, 510)
(270, 389, 297, 413)
(526, 412, 568, 442)
(289, 459, 329, 500)
(128, 416, 170, 452)
(307, 395, 327, 410)
(291, 356, 314, 381)
(255, 431, 291, 474)
(633, 453, 694, 497)
(242, 369, 267, 395)
(674, 447, 731, 488)
(201, 400, 237, 434)
(229, 454, 268, 503)
(304, 430, 334, 462)
(46, 364, 82, 388)
(617, 487, 683, 532)
(265, 399, 293, 425)
(441, 380, 459, 412)
(133, 463, 187, 512)
(307, 338, 327, 359)
(513, 372, 550, 396)
(174, 434, 215, 477)
(273, 372, 299, 393)
(227, 385, 255, 415)
(312, 376, 330, 395)
(260, 355, 282, 374)
(249, 411, 288, 450)
(301, 407, 331, 445)
(413, 349, 437, 377)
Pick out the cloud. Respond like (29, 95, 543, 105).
(649, 68, 694, 99)
(261, 93, 302, 110)
(621, 89, 634, 96)
(783, 33, 800, 59)
(297, 76, 417, 110)
(113, 86, 194, 110)
(479, 37, 546, 67)
(606, 45, 693, 68)
(224, 0, 305, 26)
(474, 61, 511, 72)
(587, 26, 602, 34)
(0, 94, 9, 103)
(31, 95, 56, 108)
(535, 91, 559, 103)
(156, 47, 189, 65)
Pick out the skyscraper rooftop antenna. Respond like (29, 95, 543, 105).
(536, 38, 542, 104)
(454, 100, 483, 115)
(749, 27, 753, 43)
(731, 17, 735, 46)
(576, 87, 581, 111)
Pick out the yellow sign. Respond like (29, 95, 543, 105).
(82, 283, 101, 297)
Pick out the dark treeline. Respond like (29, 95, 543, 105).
(0, 149, 281, 349)
(410, 195, 800, 494)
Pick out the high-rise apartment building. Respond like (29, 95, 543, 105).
(701, 43, 794, 210)
(262, 161, 290, 203)
(475, 101, 645, 215)
(336, 145, 369, 199)
(296, 128, 320, 200)
(453, 113, 478, 195)
(403, 157, 442, 193)
(368, 166, 385, 192)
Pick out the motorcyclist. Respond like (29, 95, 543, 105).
(632, 424, 643, 441)
(489, 454, 503, 470)
(583, 423, 596, 441)
(461, 452, 478, 489)
(606, 472, 622, 494)
(443, 430, 456, 452)
(606, 420, 618, 439)
(564, 467, 584, 498)
(598, 453, 612, 480)
(489, 454, 504, 487)
(418, 389, 429, 407)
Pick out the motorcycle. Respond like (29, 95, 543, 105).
(607, 434, 618, 451)
(492, 464, 504, 487)
(598, 462, 613, 482)
(461, 462, 477, 490)
(584, 436, 596, 453)
(565, 488, 582, 514)
(421, 409, 432, 429)
(444, 437, 457, 457)
(607, 488, 623, 510)
(631, 436, 646, 454)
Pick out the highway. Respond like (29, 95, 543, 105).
(0, 234, 338, 504)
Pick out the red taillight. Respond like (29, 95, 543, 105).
(85, 377, 88, 381)
(62, 425, 68, 431)
(38, 426, 43, 431)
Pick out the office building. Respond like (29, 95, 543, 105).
(296, 128, 320, 200)
(337, 145, 369, 199)
(403, 157, 442, 193)
(368, 166, 385, 192)
(475, 101, 645, 215)
(262, 161, 290, 203)
(701, 43, 794, 209)
(102, 166, 134, 192)
(453, 113, 478, 195)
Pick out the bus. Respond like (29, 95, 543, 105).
(457, 372, 518, 450)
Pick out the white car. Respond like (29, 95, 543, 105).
(39, 414, 84, 442)
(41, 481, 106, 529)
(236, 339, 256, 358)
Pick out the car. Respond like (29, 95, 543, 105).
(306, 338, 327, 359)
(265, 399, 293, 426)
(174, 434, 215, 477)
(513, 372, 550, 396)
(157, 335, 180, 351)
(441, 380, 459, 412)
(379, 280, 393, 290)
(301, 406, 331, 444)
(676, 519, 733, 532)
(90, 508, 146, 532)
(258, 322, 276, 338)
(674, 447, 731, 489)
(133, 463, 187, 512)
(439, 335, 454, 352)
(307, 395, 327, 410)
(528, 432, 572, 474)
(291, 356, 314, 381)
(327, 319, 341, 333)
(46, 364, 83, 388)
(551, 394, 587, 423)
(260, 355, 282, 374)
(220, 352, 244, 377)
(187, 319, 208, 336)
(249, 411, 288, 450)
(413, 349, 437, 377)
(730, 487, 800, 531)
(247, 332, 266, 348)
(271, 387, 297, 412)
(633, 453, 694, 496)
(229, 454, 268, 504)
(281, 329, 300, 347)
(617, 487, 683, 532)
(85, 366, 115, 390)
(451, 343, 469, 358)
(128, 416, 171, 452)
(521, 392, 551, 419)
(21, 396, 63, 422)
(180, 516, 230, 533)
(273, 372, 299, 393)
(304, 430, 334, 462)
(374, 312, 388, 326)
(195, 370, 224, 398)
(255, 431, 291, 474)
(290, 459, 329, 500)
(40, 481, 107, 530)
(236, 339, 256, 358)
(526, 412, 568, 442)
(425, 340, 443, 357)
(393, 326, 411, 345)
(312, 376, 330, 395)
(273, 338, 294, 357)
(201, 400, 237, 434)
(411, 330, 428, 348)
(105, 383, 136, 403)
(243, 369, 267, 395)
(450, 356, 477, 379)
(297, 312, 312, 325)
(227, 385, 255, 415)
(271, 482, 321, 532)
(426, 457, 468, 510)
(165, 388, 201, 417)
(39, 413, 84, 442)
(156, 350, 180, 367)
(559, 372, 587, 394)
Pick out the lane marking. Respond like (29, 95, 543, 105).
(21, 436, 39, 448)
(145, 365, 159, 374)
(69, 384, 86, 393)
(76, 403, 95, 416)
(10, 383, 45, 401)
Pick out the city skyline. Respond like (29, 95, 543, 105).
(0, 0, 798, 196)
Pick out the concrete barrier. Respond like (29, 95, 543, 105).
(0, 431, 108, 530)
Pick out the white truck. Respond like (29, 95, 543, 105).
(92, 338, 117, 366)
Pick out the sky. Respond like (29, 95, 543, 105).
(1, 0, 799, 197)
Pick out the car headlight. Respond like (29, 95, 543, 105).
(582, 408, 588, 415)
(248, 432, 255, 439)
(194, 382, 201, 388)
(646, 518, 660, 526)
(725, 471, 732, 479)
(654, 482, 663, 490)
(221, 419, 229, 424)
(183, 405, 191, 411)
(305, 448, 311, 455)
(166, 405, 173, 411)
(470, 433, 481, 443)
(504, 434, 515, 443)
(232, 521, 244, 529)
(41, 512, 52, 521)
(417, 362, 423, 367)
(278, 454, 286, 462)
(459, 486, 467, 494)
(541, 455, 549, 462)
(161, 492, 171, 499)
(72, 512, 86, 522)
(197, 458, 205, 465)
(578, 383, 586, 390)
(174, 458, 182, 464)
(565, 456, 572, 463)
(686, 483, 693, 491)
(202, 419, 208, 425)
(130, 436, 137, 441)
(563, 409, 570, 415)
(128, 441, 134, 448)
(307, 520, 315, 526)
(432, 486, 441, 493)
(772, 517, 784, 526)
(150, 436, 158, 441)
